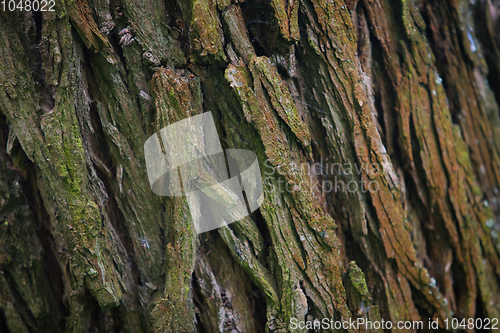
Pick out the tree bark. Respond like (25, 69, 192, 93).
(1, 0, 500, 331)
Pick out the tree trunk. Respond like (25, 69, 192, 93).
(1, 0, 500, 331)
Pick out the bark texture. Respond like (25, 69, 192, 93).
(0, 0, 500, 331)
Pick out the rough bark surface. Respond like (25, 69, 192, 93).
(0, 0, 499, 331)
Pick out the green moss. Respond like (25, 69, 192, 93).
(307, 36, 322, 55)
(250, 57, 311, 151)
(348, 261, 370, 303)
(189, 0, 226, 61)
(269, 0, 289, 41)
